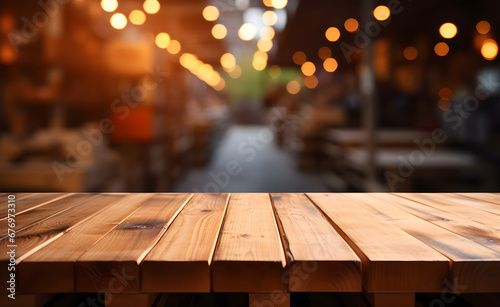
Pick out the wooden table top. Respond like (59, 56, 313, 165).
(2, 193, 500, 296)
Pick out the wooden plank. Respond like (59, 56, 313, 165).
(399, 193, 500, 226)
(270, 193, 361, 292)
(354, 193, 500, 293)
(212, 193, 287, 293)
(456, 193, 500, 205)
(75, 194, 192, 293)
(387, 193, 500, 254)
(142, 193, 229, 293)
(0, 193, 70, 220)
(306, 193, 449, 293)
(19, 194, 155, 293)
(0, 194, 91, 238)
(249, 293, 290, 307)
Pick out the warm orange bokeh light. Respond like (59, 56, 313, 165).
(110, 13, 127, 29)
(212, 24, 227, 39)
(434, 42, 449, 56)
(220, 53, 236, 70)
(253, 52, 267, 71)
(143, 0, 160, 14)
(305, 75, 319, 89)
(439, 23, 457, 39)
(260, 27, 275, 39)
(293, 51, 306, 65)
(287, 80, 301, 94)
(344, 18, 359, 33)
(403, 46, 419, 60)
(257, 38, 273, 52)
(438, 99, 451, 111)
(167, 40, 181, 54)
(262, 11, 278, 26)
(476, 20, 491, 35)
(373, 6, 391, 21)
(301, 61, 316, 76)
(155, 32, 170, 48)
(323, 58, 338, 72)
(228, 65, 242, 78)
(325, 27, 341, 42)
(481, 39, 498, 60)
(271, 0, 288, 9)
(238, 23, 256, 41)
(129, 10, 146, 25)
(101, 0, 118, 12)
(203, 5, 219, 21)
(318, 47, 332, 60)
(439, 88, 453, 100)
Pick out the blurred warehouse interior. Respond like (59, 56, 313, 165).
(1, 0, 500, 192)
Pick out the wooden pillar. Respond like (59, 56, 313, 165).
(249, 292, 290, 307)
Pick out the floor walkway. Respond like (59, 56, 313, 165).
(174, 125, 329, 192)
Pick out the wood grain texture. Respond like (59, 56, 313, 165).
(212, 193, 287, 293)
(357, 193, 500, 293)
(456, 193, 500, 205)
(142, 193, 229, 293)
(389, 194, 500, 254)
(398, 193, 500, 227)
(307, 193, 449, 293)
(20, 194, 155, 293)
(0, 193, 68, 219)
(75, 194, 192, 293)
(270, 193, 361, 292)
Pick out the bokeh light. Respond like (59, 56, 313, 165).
(287, 80, 301, 94)
(325, 27, 341, 42)
(155, 32, 170, 49)
(439, 23, 457, 39)
(129, 10, 146, 25)
(438, 99, 451, 111)
(143, 0, 160, 14)
(260, 27, 275, 39)
(304, 75, 319, 89)
(293, 51, 306, 65)
(257, 38, 273, 52)
(238, 23, 256, 41)
(203, 5, 219, 21)
(439, 88, 453, 100)
(167, 40, 181, 54)
(101, 0, 118, 12)
(271, 0, 288, 9)
(262, 11, 278, 26)
(476, 20, 491, 35)
(403, 46, 419, 60)
(301, 61, 316, 76)
(268, 65, 281, 78)
(212, 24, 227, 39)
(318, 47, 332, 60)
(373, 6, 391, 21)
(110, 13, 127, 29)
(344, 18, 359, 33)
(481, 39, 498, 60)
(434, 42, 449, 56)
(323, 58, 338, 72)
(220, 53, 236, 71)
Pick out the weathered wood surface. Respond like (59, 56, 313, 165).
(3, 192, 499, 301)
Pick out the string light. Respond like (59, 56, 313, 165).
(344, 18, 359, 33)
(268, 65, 281, 78)
(155, 32, 170, 49)
(373, 6, 391, 21)
(257, 38, 273, 52)
(293, 51, 306, 65)
(323, 58, 338, 72)
(271, 0, 287, 9)
(262, 11, 278, 26)
(238, 23, 256, 41)
(301, 61, 316, 76)
(212, 24, 227, 39)
(318, 47, 332, 60)
(304, 75, 318, 89)
(221, 53, 236, 71)
(325, 27, 340, 42)
(481, 39, 498, 60)
(167, 40, 181, 54)
(434, 42, 450, 56)
(476, 21, 491, 35)
(403, 46, 418, 60)
(287, 80, 301, 94)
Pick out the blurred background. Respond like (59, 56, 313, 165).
(1, 0, 499, 193)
